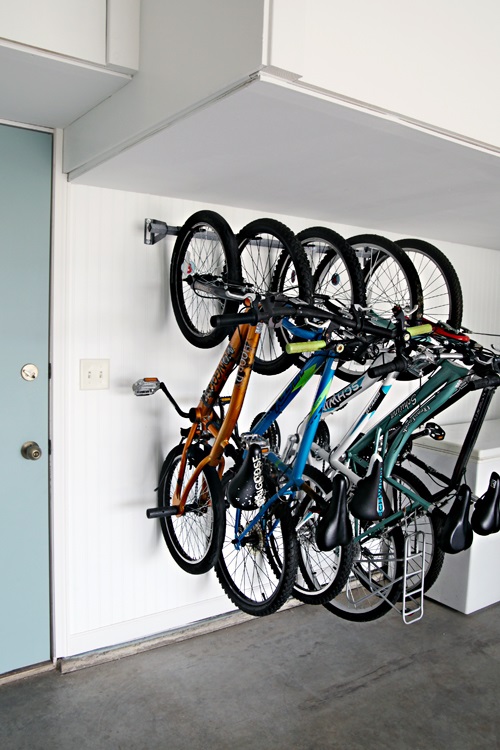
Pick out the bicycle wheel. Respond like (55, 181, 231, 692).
(293, 465, 355, 605)
(170, 211, 242, 348)
(281, 226, 367, 376)
(323, 523, 404, 622)
(157, 443, 225, 575)
(299, 227, 366, 310)
(215, 503, 299, 616)
(334, 235, 423, 382)
(387, 467, 445, 593)
(396, 238, 463, 329)
(237, 218, 312, 376)
(348, 234, 423, 323)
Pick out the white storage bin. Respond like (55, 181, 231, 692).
(413, 419, 500, 614)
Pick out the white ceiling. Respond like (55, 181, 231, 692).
(69, 76, 500, 250)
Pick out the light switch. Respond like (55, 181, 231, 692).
(80, 359, 110, 390)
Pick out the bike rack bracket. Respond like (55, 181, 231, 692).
(144, 218, 180, 245)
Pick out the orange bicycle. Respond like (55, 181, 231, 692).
(134, 286, 308, 576)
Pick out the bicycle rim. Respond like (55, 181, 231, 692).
(323, 524, 404, 622)
(396, 238, 463, 329)
(215, 504, 298, 616)
(158, 444, 225, 575)
(237, 218, 312, 375)
(170, 210, 242, 348)
(348, 234, 423, 322)
(386, 467, 445, 593)
(293, 465, 354, 605)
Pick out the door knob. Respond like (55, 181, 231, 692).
(21, 441, 42, 460)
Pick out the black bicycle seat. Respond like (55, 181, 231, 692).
(437, 484, 473, 554)
(471, 472, 500, 536)
(316, 473, 353, 551)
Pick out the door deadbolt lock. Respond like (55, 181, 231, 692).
(21, 441, 42, 461)
(21, 363, 39, 381)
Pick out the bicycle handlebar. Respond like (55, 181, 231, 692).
(366, 357, 408, 379)
(470, 374, 500, 390)
(285, 340, 327, 354)
(210, 301, 400, 341)
(210, 309, 259, 328)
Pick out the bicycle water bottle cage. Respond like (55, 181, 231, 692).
(471, 472, 500, 536)
(349, 459, 393, 521)
(227, 435, 270, 510)
(316, 473, 353, 551)
(437, 484, 473, 554)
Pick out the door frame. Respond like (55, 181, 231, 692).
(49, 127, 71, 661)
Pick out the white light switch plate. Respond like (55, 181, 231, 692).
(80, 359, 110, 390)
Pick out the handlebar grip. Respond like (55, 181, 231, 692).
(406, 323, 433, 338)
(470, 374, 500, 390)
(366, 358, 407, 379)
(285, 340, 326, 354)
(210, 310, 258, 328)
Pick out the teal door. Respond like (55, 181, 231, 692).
(0, 124, 52, 674)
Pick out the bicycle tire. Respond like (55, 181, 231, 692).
(170, 211, 242, 348)
(300, 227, 366, 310)
(292, 464, 355, 605)
(396, 238, 463, 329)
(278, 226, 367, 375)
(237, 218, 312, 376)
(215, 503, 298, 616)
(348, 234, 423, 322)
(323, 523, 404, 622)
(157, 443, 225, 575)
(387, 466, 445, 593)
(339, 234, 423, 383)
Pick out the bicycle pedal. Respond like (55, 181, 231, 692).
(133, 378, 161, 396)
(146, 506, 181, 519)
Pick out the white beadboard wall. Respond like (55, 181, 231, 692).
(52, 182, 500, 658)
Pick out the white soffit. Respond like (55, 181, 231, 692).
(0, 43, 131, 129)
(68, 76, 500, 249)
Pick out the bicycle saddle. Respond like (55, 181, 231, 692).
(471, 472, 500, 536)
(316, 473, 353, 551)
(437, 484, 473, 554)
(349, 459, 393, 521)
(227, 441, 269, 510)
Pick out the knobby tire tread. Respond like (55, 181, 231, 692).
(170, 210, 242, 348)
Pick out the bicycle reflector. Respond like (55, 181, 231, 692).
(132, 378, 161, 396)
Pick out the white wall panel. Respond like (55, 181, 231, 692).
(52, 182, 500, 657)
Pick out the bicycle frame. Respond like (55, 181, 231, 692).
(252, 349, 473, 546)
(173, 318, 263, 510)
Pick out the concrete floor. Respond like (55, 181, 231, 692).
(1, 599, 499, 750)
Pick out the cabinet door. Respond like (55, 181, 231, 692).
(0, 0, 106, 64)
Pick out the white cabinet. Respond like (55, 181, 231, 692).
(414, 420, 500, 614)
(0, 0, 106, 64)
(61, 0, 500, 252)
(0, 0, 140, 128)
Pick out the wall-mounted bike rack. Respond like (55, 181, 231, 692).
(144, 216, 308, 251)
(144, 219, 180, 245)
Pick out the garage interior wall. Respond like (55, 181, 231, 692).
(51, 178, 500, 659)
